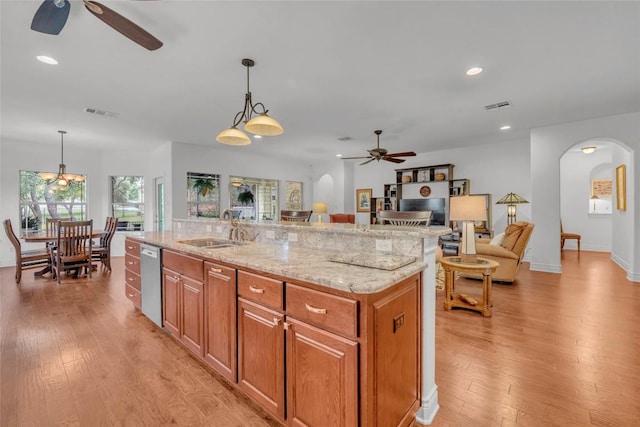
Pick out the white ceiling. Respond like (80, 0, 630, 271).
(2, 1, 639, 164)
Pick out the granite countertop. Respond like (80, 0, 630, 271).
(132, 232, 426, 294)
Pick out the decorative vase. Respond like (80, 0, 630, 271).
(435, 173, 446, 181)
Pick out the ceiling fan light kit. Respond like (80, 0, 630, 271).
(340, 130, 416, 165)
(30, 0, 163, 51)
(217, 58, 283, 146)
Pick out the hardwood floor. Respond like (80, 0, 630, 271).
(1, 251, 638, 426)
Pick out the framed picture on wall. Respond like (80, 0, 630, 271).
(616, 164, 626, 211)
(285, 181, 303, 210)
(356, 188, 372, 212)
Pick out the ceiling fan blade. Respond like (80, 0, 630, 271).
(31, 0, 71, 35)
(385, 151, 416, 158)
(383, 157, 406, 163)
(360, 158, 376, 166)
(83, 0, 163, 50)
(341, 156, 372, 160)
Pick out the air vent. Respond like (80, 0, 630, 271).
(84, 107, 118, 118)
(484, 101, 511, 111)
(337, 136, 353, 142)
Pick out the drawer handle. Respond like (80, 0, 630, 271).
(127, 261, 134, 265)
(127, 246, 133, 250)
(249, 285, 265, 294)
(127, 277, 134, 282)
(305, 303, 327, 315)
(128, 293, 135, 298)
(210, 268, 223, 273)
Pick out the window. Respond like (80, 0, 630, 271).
(19, 170, 87, 233)
(111, 176, 144, 231)
(187, 172, 220, 218)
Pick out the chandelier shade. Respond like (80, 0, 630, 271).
(39, 130, 83, 186)
(216, 58, 283, 145)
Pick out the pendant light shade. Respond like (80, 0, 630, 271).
(217, 58, 283, 145)
(244, 113, 283, 136)
(216, 127, 251, 146)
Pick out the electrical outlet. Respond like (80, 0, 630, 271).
(216, 226, 222, 233)
(376, 239, 392, 252)
(206, 225, 212, 232)
(288, 232, 298, 242)
(266, 230, 275, 239)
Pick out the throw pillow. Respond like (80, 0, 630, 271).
(490, 232, 505, 246)
(501, 222, 527, 251)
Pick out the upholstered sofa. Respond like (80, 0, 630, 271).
(469, 221, 535, 283)
(330, 213, 355, 224)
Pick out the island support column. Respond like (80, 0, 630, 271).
(415, 236, 440, 424)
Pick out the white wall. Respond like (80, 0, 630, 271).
(560, 144, 614, 252)
(349, 136, 532, 229)
(169, 142, 313, 223)
(531, 112, 638, 281)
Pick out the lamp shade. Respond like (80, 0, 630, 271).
(245, 113, 284, 136)
(312, 202, 328, 214)
(449, 195, 486, 221)
(496, 192, 529, 205)
(217, 127, 251, 145)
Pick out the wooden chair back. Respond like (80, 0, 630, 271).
(53, 220, 93, 283)
(3, 219, 50, 284)
(99, 217, 118, 247)
(377, 210, 432, 226)
(280, 210, 313, 222)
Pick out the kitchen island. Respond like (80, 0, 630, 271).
(126, 219, 447, 426)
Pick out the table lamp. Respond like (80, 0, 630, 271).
(449, 195, 487, 262)
(312, 202, 328, 223)
(496, 192, 529, 224)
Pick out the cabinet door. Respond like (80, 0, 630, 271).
(204, 262, 237, 382)
(286, 317, 358, 427)
(162, 267, 180, 336)
(237, 298, 285, 421)
(180, 275, 204, 357)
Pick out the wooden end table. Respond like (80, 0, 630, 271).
(441, 256, 499, 317)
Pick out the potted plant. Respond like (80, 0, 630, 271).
(237, 188, 254, 206)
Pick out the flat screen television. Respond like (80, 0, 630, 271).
(399, 198, 446, 226)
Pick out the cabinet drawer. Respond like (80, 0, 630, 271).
(125, 283, 141, 308)
(286, 283, 358, 338)
(163, 249, 203, 281)
(238, 270, 283, 310)
(124, 239, 140, 256)
(125, 253, 141, 275)
(125, 269, 141, 291)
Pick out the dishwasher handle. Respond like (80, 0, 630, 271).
(140, 248, 158, 258)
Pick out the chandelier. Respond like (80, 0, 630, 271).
(216, 58, 283, 146)
(39, 130, 84, 186)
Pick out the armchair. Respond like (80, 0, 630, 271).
(468, 221, 534, 283)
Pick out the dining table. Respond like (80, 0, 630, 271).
(22, 229, 105, 277)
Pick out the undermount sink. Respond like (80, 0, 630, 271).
(177, 238, 245, 249)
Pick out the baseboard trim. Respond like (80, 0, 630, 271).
(415, 384, 439, 425)
(611, 252, 629, 270)
(529, 263, 562, 274)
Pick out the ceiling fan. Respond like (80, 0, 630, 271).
(30, 0, 163, 51)
(341, 130, 417, 165)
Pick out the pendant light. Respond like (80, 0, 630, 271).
(39, 130, 83, 186)
(216, 58, 283, 146)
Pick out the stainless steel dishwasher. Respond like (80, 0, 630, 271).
(140, 243, 163, 328)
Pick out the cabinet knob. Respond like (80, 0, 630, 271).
(249, 285, 265, 294)
(272, 317, 281, 326)
(305, 303, 327, 315)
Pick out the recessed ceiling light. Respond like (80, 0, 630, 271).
(36, 55, 58, 65)
(466, 66, 483, 76)
(336, 154, 342, 158)
(253, 135, 262, 139)
(500, 125, 511, 131)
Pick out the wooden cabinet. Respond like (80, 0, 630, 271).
(285, 283, 359, 426)
(124, 238, 141, 308)
(237, 298, 285, 421)
(203, 261, 237, 382)
(162, 249, 205, 357)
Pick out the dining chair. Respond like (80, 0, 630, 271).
(280, 210, 313, 222)
(377, 210, 432, 226)
(51, 220, 93, 284)
(92, 217, 118, 271)
(3, 219, 51, 284)
(560, 220, 581, 252)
